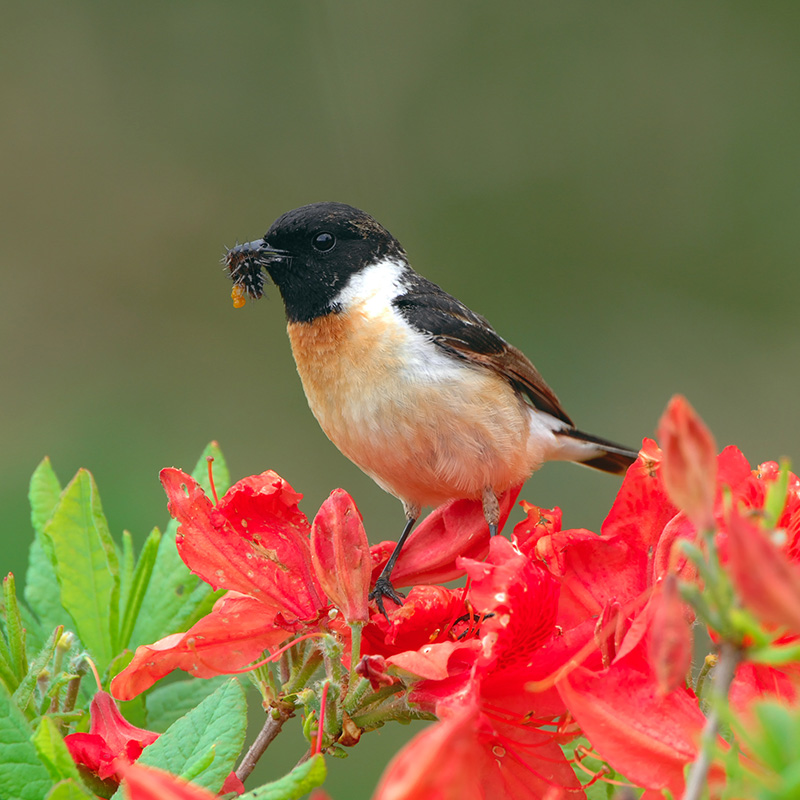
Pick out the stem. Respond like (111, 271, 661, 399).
(682, 642, 740, 800)
(694, 653, 718, 701)
(348, 622, 363, 686)
(235, 707, 294, 784)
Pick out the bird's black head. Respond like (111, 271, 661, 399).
(225, 202, 406, 323)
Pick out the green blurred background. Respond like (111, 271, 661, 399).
(3, 2, 800, 796)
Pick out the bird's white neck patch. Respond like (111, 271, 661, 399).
(332, 258, 408, 318)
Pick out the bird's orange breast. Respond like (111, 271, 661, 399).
(286, 307, 541, 510)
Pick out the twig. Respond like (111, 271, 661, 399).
(682, 642, 740, 800)
(235, 706, 293, 784)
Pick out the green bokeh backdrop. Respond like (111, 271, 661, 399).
(3, 3, 800, 797)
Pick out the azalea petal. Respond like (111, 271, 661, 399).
(485, 619, 600, 720)
(88, 690, 159, 756)
(601, 439, 677, 555)
(119, 762, 218, 800)
(363, 585, 468, 658)
(64, 732, 115, 775)
(726, 507, 800, 635)
(557, 654, 706, 796)
(372, 705, 485, 800)
(460, 537, 561, 667)
(220, 771, 246, 795)
(511, 503, 563, 556)
(388, 639, 481, 682)
(550, 533, 647, 631)
(161, 468, 325, 622)
(372, 485, 522, 588)
(355, 654, 399, 690)
(716, 446, 755, 495)
(647, 576, 693, 695)
(373, 703, 583, 800)
(310, 489, 371, 623)
(111, 593, 287, 700)
(728, 661, 800, 713)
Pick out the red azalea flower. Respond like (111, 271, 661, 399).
(65, 690, 159, 783)
(376, 538, 587, 797)
(362, 584, 471, 660)
(510, 442, 711, 796)
(113, 470, 364, 699)
(113, 468, 507, 701)
(65, 691, 244, 796)
(372, 700, 584, 800)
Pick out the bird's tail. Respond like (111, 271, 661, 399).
(556, 428, 639, 476)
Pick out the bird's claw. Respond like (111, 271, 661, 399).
(369, 577, 406, 618)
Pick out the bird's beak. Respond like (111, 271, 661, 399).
(224, 239, 290, 301)
(228, 239, 290, 263)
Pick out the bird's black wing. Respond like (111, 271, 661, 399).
(393, 276, 573, 425)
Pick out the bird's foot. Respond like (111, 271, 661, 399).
(369, 577, 406, 618)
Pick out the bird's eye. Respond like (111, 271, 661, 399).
(312, 231, 336, 252)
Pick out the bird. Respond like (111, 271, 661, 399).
(225, 202, 638, 614)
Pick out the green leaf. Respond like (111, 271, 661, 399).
(29, 457, 63, 536)
(131, 442, 230, 648)
(41, 470, 119, 673)
(0, 682, 53, 800)
(32, 716, 83, 784)
(764, 458, 792, 528)
(12, 626, 62, 716)
(26, 459, 68, 637)
(24, 539, 65, 640)
(45, 780, 96, 800)
(239, 754, 327, 800)
(118, 531, 136, 627)
(136, 678, 247, 793)
(145, 674, 230, 732)
(4, 574, 28, 682)
(118, 527, 161, 651)
(752, 701, 800, 771)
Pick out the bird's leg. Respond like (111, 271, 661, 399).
(369, 504, 419, 618)
(482, 486, 500, 538)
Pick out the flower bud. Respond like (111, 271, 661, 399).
(311, 489, 371, 624)
(657, 395, 717, 531)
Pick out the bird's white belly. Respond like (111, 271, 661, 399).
(287, 307, 557, 510)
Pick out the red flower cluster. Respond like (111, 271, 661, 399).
(106, 395, 800, 799)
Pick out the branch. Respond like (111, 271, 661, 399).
(682, 642, 740, 800)
(235, 705, 294, 784)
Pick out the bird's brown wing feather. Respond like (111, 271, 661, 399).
(393, 279, 574, 426)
